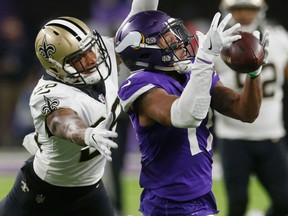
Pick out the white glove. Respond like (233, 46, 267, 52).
(196, 12, 241, 62)
(248, 30, 269, 79)
(84, 113, 118, 161)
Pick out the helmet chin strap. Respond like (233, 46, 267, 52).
(134, 60, 183, 73)
(48, 57, 91, 85)
(80, 71, 102, 85)
(153, 55, 191, 74)
(154, 65, 178, 72)
(135, 58, 191, 74)
(154, 61, 191, 74)
(64, 64, 77, 74)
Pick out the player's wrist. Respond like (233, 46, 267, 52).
(196, 49, 217, 63)
(84, 127, 94, 147)
(247, 66, 262, 79)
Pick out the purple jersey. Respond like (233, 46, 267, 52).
(118, 70, 220, 201)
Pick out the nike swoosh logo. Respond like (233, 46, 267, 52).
(121, 80, 131, 89)
(208, 39, 213, 50)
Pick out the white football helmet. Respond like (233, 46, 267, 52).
(220, 0, 268, 32)
(35, 16, 111, 85)
(220, 0, 267, 11)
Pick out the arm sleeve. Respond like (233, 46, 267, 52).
(129, 0, 159, 15)
(118, 0, 159, 29)
(170, 56, 213, 128)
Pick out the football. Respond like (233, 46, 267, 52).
(220, 31, 265, 73)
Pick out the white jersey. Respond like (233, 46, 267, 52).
(29, 37, 122, 187)
(214, 25, 288, 140)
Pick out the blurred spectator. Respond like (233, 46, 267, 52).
(0, 15, 35, 147)
(11, 65, 43, 145)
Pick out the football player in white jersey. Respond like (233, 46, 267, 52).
(0, 1, 159, 216)
(213, 0, 288, 215)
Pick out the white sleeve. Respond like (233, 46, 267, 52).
(170, 58, 213, 128)
(118, 0, 159, 31)
(129, 0, 159, 16)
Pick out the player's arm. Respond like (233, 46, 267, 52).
(170, 13, 240, 128)
(46, 108, 88, 145)
(139, 59, 216, 128)
(136, 12, 241, 128)
(136, 88, 177, 127)
(46, 108, 118, 161)
(211, 30, 268, 122)
(211, 77, 262, 123)
(136, 61, 218, 128)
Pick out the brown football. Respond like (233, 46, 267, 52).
(221, 31, 265, 73)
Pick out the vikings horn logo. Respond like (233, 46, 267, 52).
(38, 35, 56, 61)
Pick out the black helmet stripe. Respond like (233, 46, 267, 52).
(46, 18, 88, 41)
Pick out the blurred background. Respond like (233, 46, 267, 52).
(0, 0, 287, 215)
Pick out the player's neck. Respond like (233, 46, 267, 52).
(164, 71, 187, 85)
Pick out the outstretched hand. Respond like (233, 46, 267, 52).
(196, 12, 241, 62)
(84, 113, 118, 161)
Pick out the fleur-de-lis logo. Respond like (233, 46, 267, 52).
(38, 35, 56, 61)
(21, 181, 29, 192)
(41, 96, 60, 115)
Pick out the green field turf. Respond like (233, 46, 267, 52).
(0, 175, 269, 216)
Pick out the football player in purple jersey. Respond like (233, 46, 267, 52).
(0, 1, 159, 216)
(115, 9, 268, 216)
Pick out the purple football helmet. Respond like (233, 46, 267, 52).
(115, 10, 197, 71)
